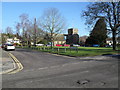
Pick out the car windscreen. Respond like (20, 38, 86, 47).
(7, 44, 13, 46)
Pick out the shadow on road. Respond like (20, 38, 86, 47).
(102, 54, 120, 59)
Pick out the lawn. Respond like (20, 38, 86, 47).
(21, 46, 118, 57)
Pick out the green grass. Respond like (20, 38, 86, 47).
(59, 47, 117, 57)
(20, 46, 118, 57)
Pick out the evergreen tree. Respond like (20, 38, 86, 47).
(86, 18, 107, 47)
(82, 2, 120, 50)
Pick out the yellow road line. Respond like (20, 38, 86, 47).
(7, 53, 23, 74)
(0, 68, 14, 74)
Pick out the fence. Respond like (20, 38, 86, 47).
(21, 46, 79, 54)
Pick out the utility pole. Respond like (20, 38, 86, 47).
(34, 18, 37, 47)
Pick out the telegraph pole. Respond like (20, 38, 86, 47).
(34, 18, 37, 47)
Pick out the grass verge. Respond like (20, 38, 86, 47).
(19, 46, 119, 57)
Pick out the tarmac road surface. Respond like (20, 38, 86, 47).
(2, 48, 119, 88)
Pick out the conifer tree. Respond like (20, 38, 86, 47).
(86, 18, 107, 46)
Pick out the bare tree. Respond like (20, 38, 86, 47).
(25, 18, 45, 47)
(5, 26, 13, 38)
(40, 8, 66, 48)
(82, 2, 120, 50)
(19, 13, 30, 45)
(25, 23, 32, 47)
(19, 14, 29, 36)
(15, 22, 21, 39)
(6, 27, 13, 34)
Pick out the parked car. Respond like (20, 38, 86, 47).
(70, 44, 80, 47)
(93, 44, 100, 47)
(105, 45, 112, 47)
(36, 44, 44, 46)
(73, 44, 80, 47)
(46, 44, 51, 46)
(63, 44, 70, 47)
(56, 44, 62, 46)
(4, 44, 15, 51)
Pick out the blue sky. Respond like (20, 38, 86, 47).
(2, 2, 91, 36)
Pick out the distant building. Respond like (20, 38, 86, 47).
(64, 28, 79, 45)
(13, 37, 20, 44)
(106, 38, 119, 46)
(54, 34, 66, 46)
(106, 38, 113, 46)
(68, 28, 78, 35)
(6, 38, 14, 44)
(6, 37, 20, 44)
(117, 37, 120, 44)
(79, 36, 88, 43)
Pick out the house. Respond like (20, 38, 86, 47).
(79, 36, 88, 43)
(117, 37, 120, 44)
(64, 28, 79, 45)
(13, 37, 20, 44)
(6, 38, 14, 44)
(53, 34, 66, 46)
(6, 37, 20, 44)
(106, 37, 119, 46)
(106, 38, 113, 46)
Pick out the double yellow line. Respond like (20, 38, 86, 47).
(7, 53, 23, 74)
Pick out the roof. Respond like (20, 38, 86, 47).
(54, 34, 65, 41)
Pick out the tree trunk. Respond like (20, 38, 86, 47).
(50, 35, 53, 49)
(51, 41, 53, 49)
(28, 35, 31, 48)
(28, 41, 31, 48)
(33, 27, 37, 47)
(112, 29, 117, 50)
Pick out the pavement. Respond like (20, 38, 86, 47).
(0, 49, 16, 74)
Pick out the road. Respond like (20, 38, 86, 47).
(2, 48, 119, 88)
